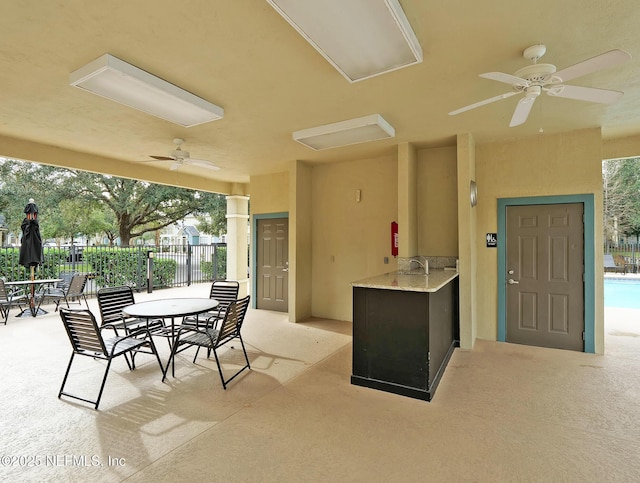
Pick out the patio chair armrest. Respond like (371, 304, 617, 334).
(204, 314, 223, 329)
(100, 322, 120, 332)
(176, 325, 218, 346)
(7, 287, 27, 298)
(175, 325, 201, 336)
(123, 326, 153, 339)
(10, 290, 28, 299)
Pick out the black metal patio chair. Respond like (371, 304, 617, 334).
(97, 285, 165, 335)
(49, 271, 75, 295)
(58, 307, 163, 410)
(40, 273, 89, 311)
(182, 280, 239, 329)
(0, 279, 28, 325)
(163, 295, 251, 389)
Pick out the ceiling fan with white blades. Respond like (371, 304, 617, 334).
(449, 45, 631, 127)
(146, 138, 220, 171)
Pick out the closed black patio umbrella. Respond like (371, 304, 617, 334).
(19, 199, 44, 314)
(19, 198, 43, 268)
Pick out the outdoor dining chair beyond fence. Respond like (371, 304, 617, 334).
(0, 279, 28, 325)
(163, 295, 251, 389)
(182, 280, 239, 329)
(58, 307, 163, 410)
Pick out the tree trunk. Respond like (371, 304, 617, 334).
(119, 230, 130, 246)
(119, 214, 131, 246)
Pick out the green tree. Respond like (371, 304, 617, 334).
(194, 193, 228, 239)
(0, 159, 62, 237)
(66, 171, 222, 246)
(89, 207, 119, 245)
(42, 197, 114, 245)
(0, 158, 226, 246)
(603, 157, 640, 245)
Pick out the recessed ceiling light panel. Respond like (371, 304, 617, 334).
(69, 54, 224, 127)
(293, 114, 395, 150)
(266, 0, 422, 82)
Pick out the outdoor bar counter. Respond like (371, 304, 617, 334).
(351, 269, 459, 401)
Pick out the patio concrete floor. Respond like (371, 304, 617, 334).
(1, 283, 639, 482)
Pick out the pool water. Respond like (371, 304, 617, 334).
(604, 279, 640, 309)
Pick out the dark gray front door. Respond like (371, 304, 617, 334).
(506, 203, 584, 351)
(256, 218, 288, 312)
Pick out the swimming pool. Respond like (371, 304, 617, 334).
(604, 278, 640, 309)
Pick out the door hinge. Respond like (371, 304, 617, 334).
(582, 331, 585, 341)
(427, 351, 431, 362)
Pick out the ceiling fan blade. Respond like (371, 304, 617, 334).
(149, 155, 175, 161)
(449, 91, 519, 116)
(509, 95, 537, 127)
(547, 84, 624, 104)
(185, 158, 221, 170)
(480, 72, 528, 86)
(553, 49, 631, 83)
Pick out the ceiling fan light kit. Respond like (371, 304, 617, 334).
(449, 44, 631, 127)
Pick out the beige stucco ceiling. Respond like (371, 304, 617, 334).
(1, 0, 639, 192)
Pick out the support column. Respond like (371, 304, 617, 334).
(397, 142, 418, 257)
(226, 195, 250, 298)
(456, 133, 477, 350)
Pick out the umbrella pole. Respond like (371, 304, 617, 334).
(30, 265, 35, 312)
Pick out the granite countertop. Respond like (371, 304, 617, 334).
(352, 269, 458, 293)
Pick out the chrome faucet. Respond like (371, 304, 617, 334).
(409, 259, 428, 274)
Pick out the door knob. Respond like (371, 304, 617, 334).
(507, 279, 519, 285)
(282, 268, 289, 272)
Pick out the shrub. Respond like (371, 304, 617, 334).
(151, 258, 177, 288)
(0, 247, 67, 281)
(201, 248, 227, 280)
(83, 247, 176, 289)
(84, 247, 145, 288)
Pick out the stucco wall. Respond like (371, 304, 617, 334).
(249, 129, 606, 344)
(417, 146, 458, 256)
(474, 128, 604, 351)
(311, 155, 398, 321)
(249, 172, 289, 214)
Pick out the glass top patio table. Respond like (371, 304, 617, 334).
(5, 278, 63, 317)
(123, 297, 219, 377)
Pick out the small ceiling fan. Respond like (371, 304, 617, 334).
(449, 45, 631, 127)
(146, 138, 220, 171)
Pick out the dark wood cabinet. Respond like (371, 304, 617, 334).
(351, 278, 458, 401)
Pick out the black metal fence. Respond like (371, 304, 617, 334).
(604, 242, 640, 273)
(0, 243, 227, 297)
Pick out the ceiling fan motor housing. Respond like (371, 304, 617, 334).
(514, 63, 557, 83)
(170, 148, 189, 160)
